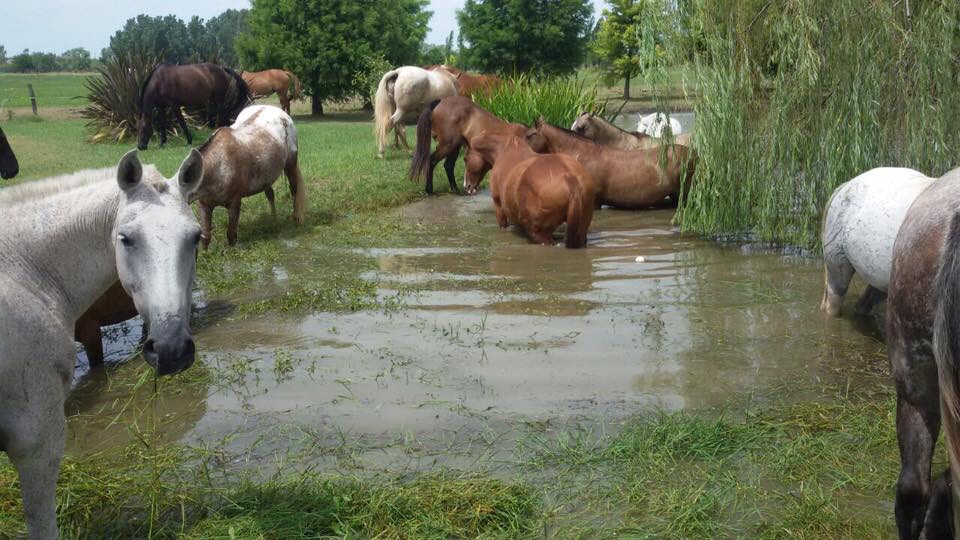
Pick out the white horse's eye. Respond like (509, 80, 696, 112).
(118, 234, 133, 248)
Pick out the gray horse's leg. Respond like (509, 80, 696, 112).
(891, 343, 942, 540)
(264, 186, 277, 218)
(8, 407, 66, 538)
(854, 285, 887, 315)
(820, 252, 854, 316)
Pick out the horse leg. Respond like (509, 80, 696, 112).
(820, 251, 854, 316)
(893, 375, 941, 539)
(198, 201, 214, 250)
(854, 285, 886, 316)
(284, 156, 306, 225)
(7, 398, 66, 539)
(264, 186, 277, 219)
(443, 148, 460, 193)
(76, 317, 105, 366)
(921, 468, 953, 539)
(158, 107, 169, 147)
(226, 198, 242, 246)
(528, 229, 554, 246)
(173, 107, 192, 146)
(278, 88, 290, 114)
(390, 110, 405, 151)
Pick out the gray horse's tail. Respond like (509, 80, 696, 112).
(933, 208, 960, 510)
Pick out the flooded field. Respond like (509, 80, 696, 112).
(65, 192, 888, 476)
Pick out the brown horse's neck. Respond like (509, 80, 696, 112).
(472, 133, 532, 170)
(539, 124, 595, 155)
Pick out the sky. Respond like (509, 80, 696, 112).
(0, 1, 609, 56)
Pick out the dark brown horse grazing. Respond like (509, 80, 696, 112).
(526, 119, 697, 209)
(886, 167, 960, 539)
(0, 127, 19, 180)
(241, 69, 303, 114)
(137, 63, 250, 150)
(410, 96, 527, 194)
(75, 282, 138, 366)
(424, 65, 502, 98)
(468, 132, 594, 247)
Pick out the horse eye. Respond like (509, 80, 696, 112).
(119, 234, 133, 248)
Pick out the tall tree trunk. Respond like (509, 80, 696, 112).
(311, 94, 324, 116)
(623, 72, 631, 100)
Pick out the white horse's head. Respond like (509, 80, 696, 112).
(636, 112, 682, 138)
(113, 149, 204, 375)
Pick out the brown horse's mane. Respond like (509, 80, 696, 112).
(139, 64, 163, 110)
(539, 120, 599, 145)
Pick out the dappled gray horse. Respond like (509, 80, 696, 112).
(0, 150, 204, 538)
(820, 167, 935, 316)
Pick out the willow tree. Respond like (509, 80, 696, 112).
(674, 0, 960, 248)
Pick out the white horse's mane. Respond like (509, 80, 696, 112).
(0, 164, 163, 207)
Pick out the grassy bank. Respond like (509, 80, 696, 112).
(0, 72, 93, 110)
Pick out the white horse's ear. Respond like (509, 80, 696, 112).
(176, 149, 204, 199)
(117, 149, 143, 192)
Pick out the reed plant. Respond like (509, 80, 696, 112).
(473, 73, 611, 127)
(673, 1, 960, 249)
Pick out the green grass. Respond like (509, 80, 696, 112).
(0, 72, 93, 109)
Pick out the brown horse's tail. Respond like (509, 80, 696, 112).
(286, 71, 303, 100)
(933, 209, 960, 517)
(562, 171, 591, 249)
(410, 99, 441, 182)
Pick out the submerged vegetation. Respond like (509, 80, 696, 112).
(674, 1, 960, 248)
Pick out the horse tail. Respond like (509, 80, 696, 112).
(374, 69, 400, 156)
(562, 171, 590, 249)
(225, 67, 251, 114)
(410, 99, 441, 183)
(139, 63, 160, 111)
(933, 209, 960, 496)
(286, 71, 303, 100)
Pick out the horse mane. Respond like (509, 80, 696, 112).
(197, 128, 226, 154)
(541, 120, 598, 145)
(0, 165, 165, 207)
(139, 64, 163, 110)
(224, 67, 251, 115)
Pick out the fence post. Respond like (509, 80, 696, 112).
(27, 84, 38, 116)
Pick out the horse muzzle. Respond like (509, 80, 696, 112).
(142, 318, 196, 375)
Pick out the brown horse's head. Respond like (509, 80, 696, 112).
(0, 127, 19, 180)
(570, 112, 597, 138)
(524, 125, 549, 154)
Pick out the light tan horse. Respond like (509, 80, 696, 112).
(570, 111, 692, 150)
(375, 66, 459, 158)
(195, 105, 306, 248)
(241, 69, 303, 114)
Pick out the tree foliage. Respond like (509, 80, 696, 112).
(457, 0, 593, 75)
(103, 11, 247, 66)
(237, 0, 430, 114)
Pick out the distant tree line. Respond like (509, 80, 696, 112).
(0, 47, 94, 73)
(102, 10, 248, 66)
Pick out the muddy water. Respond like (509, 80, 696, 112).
(65, 193, 885, 469)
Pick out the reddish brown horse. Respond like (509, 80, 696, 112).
(887, 167, 960, 539)
(241, 69, 303, 114)
(526, 119, 697, 209)
(75, 282, 138, 366)
(468, 133, 594, 247)
(137, 63, 250, 150)
(424, 65, 502, 98)
(410, 96, 526, 194)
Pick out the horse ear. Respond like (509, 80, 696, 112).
(117, 149, 143, 192)
(176, 149, 204, 199)
(535, 116, 545, 128)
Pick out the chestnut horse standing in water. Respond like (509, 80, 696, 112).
(410, 96, 527, 194)
(0, 127, 19, 180)
(241, 69, 303, 114)
(137, 63, 250, 150)
(467, 133, 594, 247)
(526, 119, 697, 209)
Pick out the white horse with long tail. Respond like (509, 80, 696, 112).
(374, 66, 459, 158)
(0, 150, 204, 538)
(636, 111, 683, 138)
(820, 167, 935, 316)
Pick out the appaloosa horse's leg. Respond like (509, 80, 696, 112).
(264, 186, 277, 218)
(198, 201, 214, 250)
(226, 198, 242, 246)
(890, 337, 942, 540)
(172, 107, 192, 146)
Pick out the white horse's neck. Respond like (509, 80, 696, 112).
(0, 173, 120, 323)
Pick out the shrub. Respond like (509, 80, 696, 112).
(472, 74, 610, 127)
(82, 51, 159, 143)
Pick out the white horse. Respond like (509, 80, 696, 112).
(374, 65, 459, 158)
(0, 150, 204, 538)
(636, 112, 683, 138)
(820, 167, 935, 316)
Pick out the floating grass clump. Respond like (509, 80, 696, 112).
(676, 1, 960, 248)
